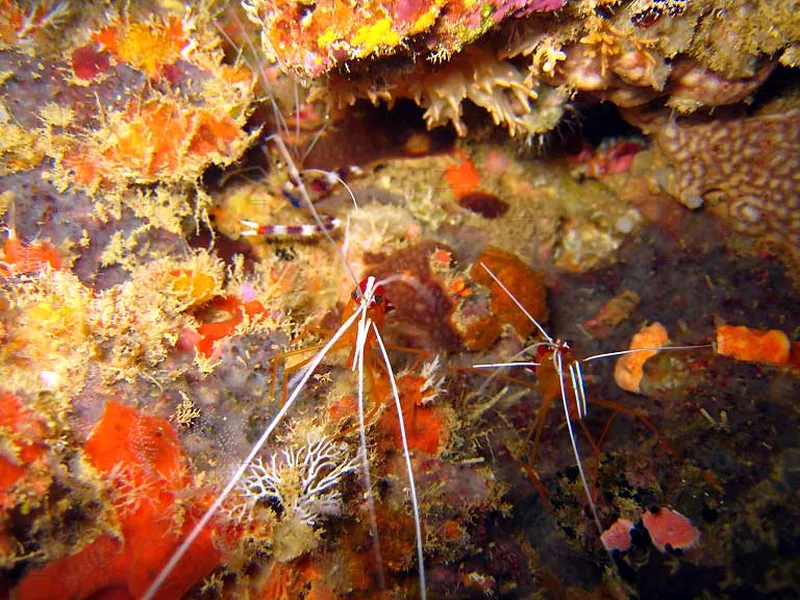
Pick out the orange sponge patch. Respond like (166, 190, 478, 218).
(0, 234, 62, 277)
(716, 324, 790, 366)
(379, 373, 449, 454)
(445, 151, 481, 197)
(190, 295, 266, 358)
(642, 507, 701, 553)
(614, 322, 669, 393)
(93, 16, 189, 78)
(0, 392, 47, 498)
(84, 401, 183, 479)
(15, 535, 129, 600)
(468, 246, 548, 347)
(68, 98, 248, 190)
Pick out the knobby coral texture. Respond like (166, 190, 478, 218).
(655, 109, 800, 258)
(1, 0, 799, 599)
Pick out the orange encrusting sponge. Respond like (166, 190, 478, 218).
(716, 324, 790, 365)
(444, 151, 481, 197)
(614, 322, 670, 394)
(15, 401, 220, 600)
(0, 392, 47, 499)
(466, 246, 548, 349)
(378, 373, 448, 454)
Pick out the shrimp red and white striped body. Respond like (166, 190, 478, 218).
(240, 213, 341, 238)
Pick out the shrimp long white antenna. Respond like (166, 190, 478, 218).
(474, 361, 539, 369)
(142, 306, 364, 600)
(354, 277, 387, 589)
(302, 168, 359, 209)
(155, 16, 423, 596)
(475, 262, 717, 543)
(582, 343, 713, 363)
(268, 134, 360, 288)
(476, 263, 601, 534)
(373, 319, 427, 599)
(555, 350, 604, 536)
(217, 9, 359, 285)
(212, 16, 290, 145)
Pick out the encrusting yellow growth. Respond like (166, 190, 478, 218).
(352, 19, 400, 56)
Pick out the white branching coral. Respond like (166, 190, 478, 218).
(240, 432, 359, 526)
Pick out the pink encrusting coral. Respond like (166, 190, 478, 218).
(569, 138, 646, 179)
(642, 507, 701, 553)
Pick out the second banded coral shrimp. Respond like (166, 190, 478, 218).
(472, 262, 714, 545)
(209, 9, 363, 250)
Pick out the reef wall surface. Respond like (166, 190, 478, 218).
(0, 1, 798, 599)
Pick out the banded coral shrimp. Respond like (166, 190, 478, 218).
(144, 9, 433, 600)
(448, 227, 799, 599)
(207, 19, 358, 250)
(470, 262, 714, 539)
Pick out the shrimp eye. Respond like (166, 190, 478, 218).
(373, 294, 383, 305)
(351, 289, 360, 301)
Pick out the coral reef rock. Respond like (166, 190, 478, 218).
(300, 0, 799, 142)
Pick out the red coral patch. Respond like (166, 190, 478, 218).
(16, 402, 220, 600)
(71, 45, 111, 80)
